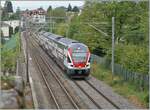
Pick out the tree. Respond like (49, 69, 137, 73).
(47, 5, 52, 13)
(51, 7, 66, 23)
(66, 0, 148, 74)
(14, 26, 19, 33)
(67, 4, 72, 12)
(2, 8, 9, 20)
(9, 26, 13, 37)
(0, 30, 4, 37)
(15, 7, 20, 19)
(47, 6, 52, 17)
(4, 0, 13, 13)
(2, 0, 13, 20)
(72, 6, 79, 12)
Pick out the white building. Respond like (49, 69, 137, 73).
(3, 20, 20, 32)
(78, 6, 83, 16)
(1, 22, 10, 38)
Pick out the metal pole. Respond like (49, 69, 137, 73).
(50, 11, 52, 32)
(19, 12, 21, 52)
(0, 0, 2, 77)
(112, 17, 115, 79)
(26, 19, 29, 83)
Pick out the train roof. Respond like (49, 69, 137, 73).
(39, 31, 79, 46)
(58, 38, 78, 46)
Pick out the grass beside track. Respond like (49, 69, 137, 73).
(91, 63, 149, 108)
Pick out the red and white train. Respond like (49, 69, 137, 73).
(35, 31, 91, 78)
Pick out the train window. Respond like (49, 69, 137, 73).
(67, 56, 71, 63)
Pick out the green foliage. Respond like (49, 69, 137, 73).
(72, 6, 79, 12)
(4, 0, 13, 13)
(52, 0, 148, 74)
(52, 7, 66, 17)
(15, 7, 21, 19)
(67, 4, 72, 12)
(14, 26, 19, 34)
(1, 33, 20, 73)
(1, 30, 4, 37)
(2, 8, 9, 21)
(51, 7, 66, 23)
(107, 44, 148, 74)
(1, 50, 16, 72)
(9, 26, 13, 37)
(47, 5, 52, 12)
(65, 0, 148, 74)
(46, 6, 52, 17)
(1, 76, 15, 81)
(54, 23, 68, 37)
(2, 2, 20, 20)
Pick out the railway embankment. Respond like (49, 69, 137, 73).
(0, 76, 34, 109)
(0, 76, 24, 109)
(0, 32, 34, 109)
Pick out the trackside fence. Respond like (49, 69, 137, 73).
(91, 54, 149, 90)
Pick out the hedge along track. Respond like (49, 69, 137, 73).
(29, 36, 79, 109)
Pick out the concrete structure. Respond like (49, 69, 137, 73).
(3, 20, 20, 32)
(78, 6, 83, 16)
(1, 22, 10, 38)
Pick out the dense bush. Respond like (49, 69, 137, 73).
(107, 44, 148, 74)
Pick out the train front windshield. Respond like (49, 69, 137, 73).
(71, 44, 88, 63)
(72, 52, 87, 62)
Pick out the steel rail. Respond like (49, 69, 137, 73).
(30, 40, 60, 109)
(30, 37, 79, 109)
(85, 80, 120, 109)
(39, 54, 79, 109)
(74, 81, 102, 109)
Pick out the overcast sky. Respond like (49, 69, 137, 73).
(1, 1, 85, 12)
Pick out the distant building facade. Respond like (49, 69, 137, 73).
(78, 6, 83, 16)
(22, 8, 46, 24)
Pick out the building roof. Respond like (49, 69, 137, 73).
(22, 7, 46, 17)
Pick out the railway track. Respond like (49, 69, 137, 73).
(85, 80, 120, 108)
(32, 54, 60, 109)
(74, 80, 118, 109)
(29, 36, 79, 109)
(30, 33, 121, 109)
